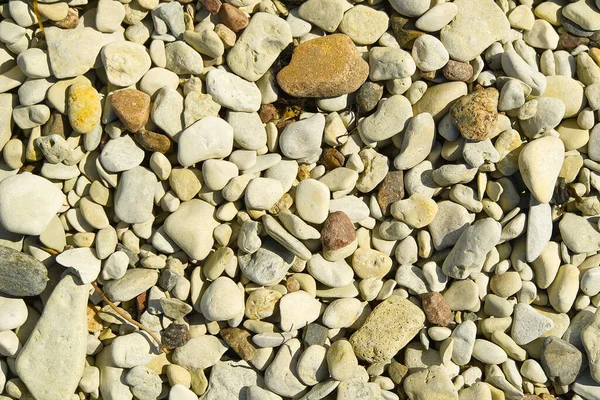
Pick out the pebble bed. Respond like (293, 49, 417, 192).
(2, 0, 600, 399)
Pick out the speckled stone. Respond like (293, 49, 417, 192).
(377, 171, 404, 215)
(277, 34, 369, 98)
(111, 89, 150, 133)
(450, 87, 499, 141)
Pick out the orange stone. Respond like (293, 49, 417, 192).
(276, 34, 369, 98)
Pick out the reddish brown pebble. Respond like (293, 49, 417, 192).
(136, 291, 147, 314)
(53, 8, 79, 29)
(111, 89, 151, 133)
(442, 60, 473, 82)
(218, 4, 249, 33)
(134, 129, 172, 154)
(377, 171, 404, 216)
(320, 148, 345, 171)
(557, 31, 589, 50)
(450, 87, 499, 142)
(161, 323, 192, 350)
(220, 327, 256, 361)
(321, 211, 356, 251)
(199, 0, 221, 13)
(421, 292, 453, 327)
(259, 104, 279, 124)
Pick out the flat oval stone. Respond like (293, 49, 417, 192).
(177, 116, 234, 167)
(239, 238, 294, 286)
(103, 268, 159, 302)
(114, 166, 157, 224)
(277, 34, 369, 98)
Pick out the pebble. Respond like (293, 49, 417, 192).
(404, 366, 458, 400)
(388, 0, 429, 17)
(206, 68, 261, 112)
(264, 339, 306, 397)
(114, 166, 156, 224)
(227, 12, 292, 81)
(56, 247, 101, 284)
(279, 290, 321, 331)
(177, 117, 233, 167)
(416, 3, 459, 32)
(100, 135, 145, 173)
(519, 135, 565, 204)
(391, 194, 438, 229)
(295, 179, 330, 224)
(68, 83, 101, 134)
(413, 81, 468, 121)
(541, 336, 583, 386)
(339, 5, 389, 45)
(440, 0, 510, 62)
(15, 275, 88, 400)
(412, 35, 450, 72)
(297, 0, 351, 32)
(450, 87, 499, 142)
(103, 268, 158, 302)
(200, 277, 244, 321)
(126, 366, 162, 400)
(359, 95, 412, 142)
(369, 47, 416, 81)
(172, 335, 228, 370)
(279, 113, 325, 163)
(327, 340, 358, 381)
(239, 238, 294, 285)
(277, 34, 369, 98)
(511, 303, 554, 345)
(0, 295, 27, 331)
(394, 112, 435, 170)
(0, 173, 65, 236)
(350, 296, 425, 363)
(101, 41, 151, 87)
(111, 89, 150, 133)
(202, 361, 262, 400)
(321, 211, 357, 261)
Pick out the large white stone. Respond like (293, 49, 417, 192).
(205, 68, 261, 112)
(0, 173, 65, 235)
(177, 116, 234, 167)
(15, 274, 88, 400)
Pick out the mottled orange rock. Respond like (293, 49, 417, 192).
(68, 82, 101, 134)
(450, 87, 499, 141)
(277, 34, 369, 98)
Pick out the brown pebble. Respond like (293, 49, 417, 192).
(136, 291, 147, 314)
(220, 327, 256, 361)
(53, 8, 79, 29)
(111, 89, 151, 133)
(218, 3, 249, 33)
(421, 292, 453, 327)
(442, 60, 473, 82)
(134, 129, 172, 154)
(277, 34, 369, 98)
(214, 23, 236, 48)
(321, 211, 356, 251)
(557, 31, 589, 50)
(450, 87, 499, 142)
(259, 104, 279, 124)
(161, 323, 192, 350)
(286, 277, 301, 292)
(320, 148, 345, 171)
(42, 112, 70, 138)
(357, 81, 384, 114)
(376, 171, 404, 216)
(199, 0, 222, 13)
